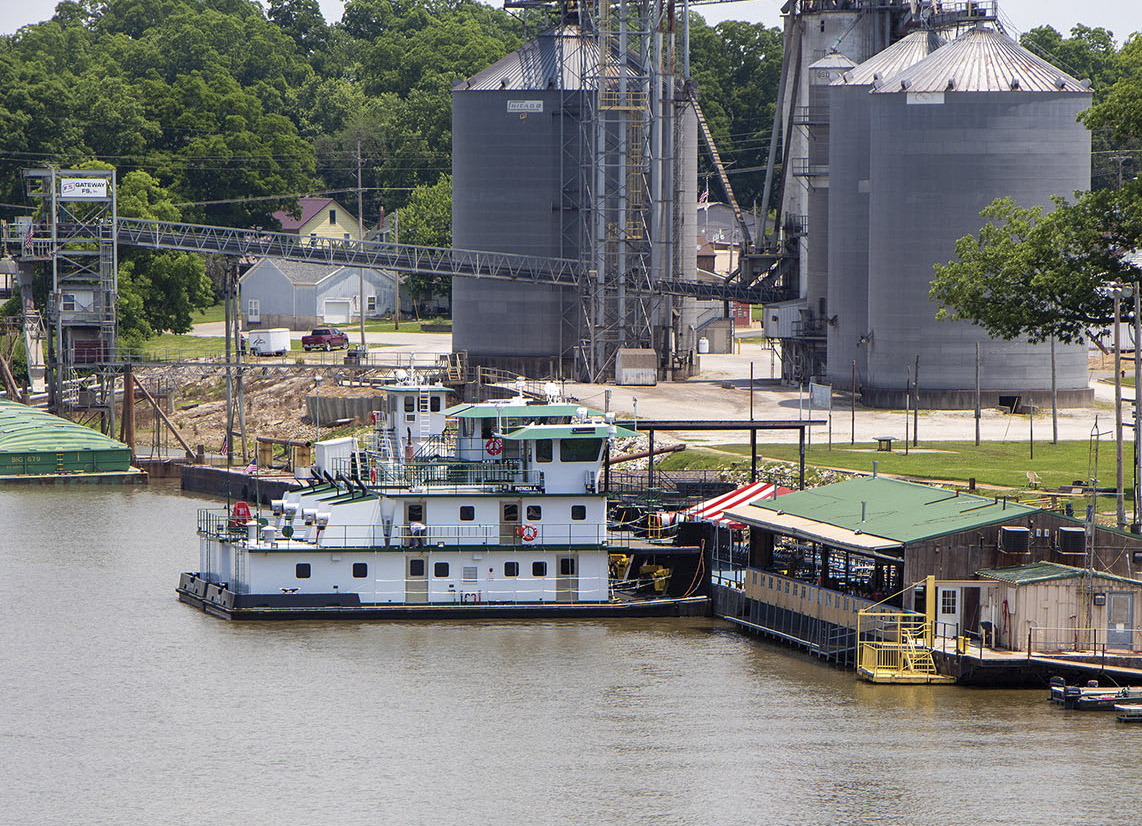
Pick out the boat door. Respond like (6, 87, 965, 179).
(1107, 592, 1135, 649)
(936, 586, 962, 638)
(556, 554, 578, 603)
(500, 500, 521, 546)
(405, 555, 428, 603)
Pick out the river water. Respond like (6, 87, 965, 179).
(2, 482, 1138, 825)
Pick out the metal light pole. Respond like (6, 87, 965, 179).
(314, 375, 323, 443)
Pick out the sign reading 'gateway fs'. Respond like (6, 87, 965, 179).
(60, 178, 109, 200)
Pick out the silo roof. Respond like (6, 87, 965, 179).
(461, 25, 612, 92)
(809, 52, 857, 72)
(872, 26, 1089, 94)
(835, 29, 945, 88)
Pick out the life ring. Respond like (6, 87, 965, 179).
(518, 523, 538, 542)
(485, 437, 503, 456)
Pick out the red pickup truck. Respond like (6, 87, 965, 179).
(301, 327, 350, 351)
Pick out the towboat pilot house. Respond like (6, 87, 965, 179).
(719, 477, 1142, 665)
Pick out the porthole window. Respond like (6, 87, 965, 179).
(434, 562, 450, 578)
(504, 561, 519, 577)
(296, 563, 311, 579)
(460, 505, 475, 521)
(352, 562, 368, 578)
(409, 559, 425, 577)
(526, 505, 542, 521)
(503, 503, 519, 522)
(571, 505, 586, 521)
(559, 557, 576, 576)
(532, 561, 547, 577)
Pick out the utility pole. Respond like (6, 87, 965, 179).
(974, 342, 981, 446)
(357, 140, 366, 349)
(1115, 288, 1126, 528)
(1135, 285, 1141, 530)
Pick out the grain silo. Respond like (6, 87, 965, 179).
(863, 26, 1092, 408)
(451, 26, 587, 377)
(825, 30, 944, 388)
(802, 52, 855, 347)
(452, 21, 698, 381)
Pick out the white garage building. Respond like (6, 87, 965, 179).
(240, 259, 402, 331)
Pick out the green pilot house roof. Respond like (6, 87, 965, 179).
(725, 476, 1040, 554)
(0, 399, 131, 475)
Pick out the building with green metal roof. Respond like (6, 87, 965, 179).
(0, 399, 134, 479)
(976, 561, 1142, 652)
(725, 475, 1142, 611)
(712, 475, 1142, 662)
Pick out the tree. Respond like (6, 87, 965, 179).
(399, 174, 451, 302)
(930, 189, 1142, 343)
(115, 169, 214, 343)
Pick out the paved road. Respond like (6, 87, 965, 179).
(192, 320, 1128, 448)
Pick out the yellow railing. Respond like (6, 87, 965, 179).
(857, 610, 954, 684)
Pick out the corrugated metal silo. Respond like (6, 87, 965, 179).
(864, 26, 1092, 407)
(825, 30, 944, 387)
(452, 27, 588, 375)
(803, 53, 855, 329)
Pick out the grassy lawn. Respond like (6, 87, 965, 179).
(190, 303, 227, 326)
(359, 317, 451, 333)
(142, 334, 228, 359)
(659, 439, 1136, 492)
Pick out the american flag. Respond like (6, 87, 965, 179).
(698, 183, 709, 207)
(22, 223, 33, 253)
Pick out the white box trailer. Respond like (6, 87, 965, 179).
(248, 327, 290, 357)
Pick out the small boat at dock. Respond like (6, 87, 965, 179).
(1050, 676, 1142, 710)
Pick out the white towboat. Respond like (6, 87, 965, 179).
(178, 381, 709, 619)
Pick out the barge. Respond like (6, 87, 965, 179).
(179, 382, 710, 619)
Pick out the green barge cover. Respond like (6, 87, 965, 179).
(0, 399, 132, 475)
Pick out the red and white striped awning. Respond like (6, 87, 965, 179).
(683, 481, 791, 528)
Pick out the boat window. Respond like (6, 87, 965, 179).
(482, 420, 494, 438)
(503, 503, 519, 522)
(296, 563, 311, 579)
(434, 562, 450, 578)
(526, 505, 542, 521)
(941, 589, 957, 615)
(459, 505, 475, 521)
(409, 559, 425, 577)
(404, 396, 415, 412)
(571, 505, 586, 521)
(532, 561, 547, 577)
(504, 561, 519, 577)
(353, 562, 368, 578)
(407, 503, 424, 522)
(560, 438, 602, 463)
(430, 396, 441, 412)
(559, 557, 576, 576)
(535, 439, 553, 463)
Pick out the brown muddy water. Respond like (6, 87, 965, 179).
(1, 482, 1138, 825)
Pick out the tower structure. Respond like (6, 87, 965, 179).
(20, 169, 118, 423)
(452, 0, 697, 382)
